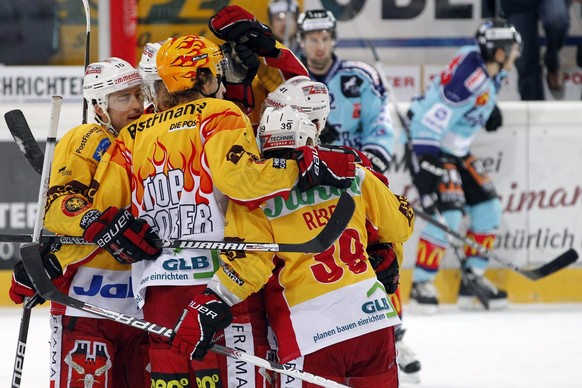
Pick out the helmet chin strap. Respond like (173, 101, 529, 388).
(93, 106, 118, 136)
(200, 77, 223, 99)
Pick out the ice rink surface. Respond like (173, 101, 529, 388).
(1, 303, 581, 387)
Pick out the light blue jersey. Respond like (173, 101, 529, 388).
(308, 55, 394, 172)
(409, 46, 506, 157)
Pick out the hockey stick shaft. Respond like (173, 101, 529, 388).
(81, 0, 90, 124)
(10, 97, 62, 388)
(414, 208, 578, 280)
(19, 243, 349, 388)
(1, 191, 355, 252)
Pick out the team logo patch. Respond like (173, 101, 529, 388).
(341, 75, 363, 97)
(65, 340, 112, 387)
(62, 195, 90, 217)
(221, 237, 247, 261)
(226, 145, 247, 165)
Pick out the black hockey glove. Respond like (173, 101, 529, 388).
(485, 104, 502, 132)
(367, 243, 400, 294)
(221, 43, 260, 110)
(82, 207, 162, 264)
(170, 290, 232, 360)
(412, 154, 444, 197)
(413, 154, 446, 214)
(319, 123, 340, 144)
(9, 249, 63, 306)
(361, 147, 390, 174)
(209, 5, 279, 58)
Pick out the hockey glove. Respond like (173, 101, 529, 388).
(367, 243, 400, 294)
(292, 145, 358, 191)
(222, 43, 260, 110)
(361, 147, 391, 174)
(82, 207, 162, 265)
(209, 5, 279, 58)
(9, 250, 63, 306)
(319, 123, 340, 144)
(485, 104, 502, 132)
(170, 290, 233, 361)
(412, 154, 444, 197)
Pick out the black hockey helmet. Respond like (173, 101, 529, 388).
(475, 18, 521, 61)
(297, 9, 337, 40)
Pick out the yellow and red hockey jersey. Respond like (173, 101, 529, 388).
(89, 98, 301, 308)
(214, 166, 415, 362)
(44, 123, 140, 318)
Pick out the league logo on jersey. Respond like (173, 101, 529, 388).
(340, 75, 363, 98)
(64, 340, 112, 387)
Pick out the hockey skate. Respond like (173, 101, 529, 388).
(457, 268, 508, 311)
(395, 327, 421, 384)
(409, 281, 438, 314)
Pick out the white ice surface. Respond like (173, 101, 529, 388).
(1, 304, 581, 387)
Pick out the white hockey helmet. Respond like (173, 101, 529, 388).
(138, 40, 169, 111)
(83, 57, 142, 126)
(258, 105, 318, 153)
(264, 75, 330, 131)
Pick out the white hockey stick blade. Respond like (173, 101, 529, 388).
(20, 243, 350, 388)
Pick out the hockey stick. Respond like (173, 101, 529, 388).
(414, 209, 579, 281)
(81, 0, 91, 124)
(367, 40, 492, 307)
(10, 97, 62, 388)
(19, 243, 349, 388)
(4, 110, 44, 175)
(0, 191, 355, 252)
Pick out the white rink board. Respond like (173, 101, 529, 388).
(0, 100, 581, 270)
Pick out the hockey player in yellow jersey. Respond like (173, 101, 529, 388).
(9, 58, 155, 387)
(169, 105, 414, 387)
(84, 34, 359, 387)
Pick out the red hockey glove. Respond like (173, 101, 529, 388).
(292, 145, 358, 191)
(82, 207, 162, 264)
(9, 250, 63, 306)
(209, 5, 255, 40)
(170, 291, 233, 361)
(209, 5, 279, 58)
(367, 243, 400, 294)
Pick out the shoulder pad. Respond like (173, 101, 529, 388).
(441, 48, 489, 104)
